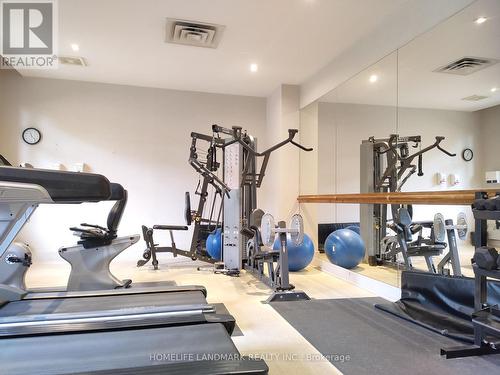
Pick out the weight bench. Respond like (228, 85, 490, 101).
(138, 192, 218, 269)
(139, 224, 189, 270)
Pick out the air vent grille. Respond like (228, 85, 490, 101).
(462, 95, 488, 101)
(165, 18, 225, 48)
(58, 56, 87, 66)
(435, 57, 498, 75)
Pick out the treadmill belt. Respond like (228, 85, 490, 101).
(0, 291, 206, 321)
(0, 323, 245, 375)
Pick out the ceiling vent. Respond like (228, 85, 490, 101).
(435, 57, 498, 75)
(165, 18, 225, 48)
(462, 95, 489, 101)
(58, 56, 87, 66)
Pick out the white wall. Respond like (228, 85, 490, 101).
(265, 85, 301, 221)
(314, 102, 482, 230)
(0, 70, 267, 266)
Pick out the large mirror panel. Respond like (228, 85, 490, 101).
(300, 51, 400, 287)
(299, 0, 500, 287)
(396, 0, 500, 277)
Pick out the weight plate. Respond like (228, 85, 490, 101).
(456, 212, 468, 240)
(289, 214, 304, 246)
(261, 213, 275, 247)
(433, 213, 446, 243)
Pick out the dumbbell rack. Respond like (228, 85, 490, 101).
(441, 201, 500, 359)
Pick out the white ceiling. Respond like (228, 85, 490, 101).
(320, 0, 500, 112)
(19, 0, 408, 97)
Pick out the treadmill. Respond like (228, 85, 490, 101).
(0, 166, 214, 332)
(0, 164, 206, 292)
(0, 162, 203, 299)
(0, 166, 269, 374)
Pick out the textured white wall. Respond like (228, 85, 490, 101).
(0, 70, 267, 267)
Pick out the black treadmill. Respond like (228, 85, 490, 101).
(0, 166, 211, 331)
(1, 165, 203, 300)
(0, 167, 268, 374)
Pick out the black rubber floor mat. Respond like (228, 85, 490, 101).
(375, 271, 500, 343)
(271, 297, 500, 375)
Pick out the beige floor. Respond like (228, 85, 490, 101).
(26, 255, 376, 375)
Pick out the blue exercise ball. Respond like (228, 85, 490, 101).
(324, 229, 365, 269)
(273, 233, 315, 271)
(345, 225, 360, 235)
(206, 228, 222, 260)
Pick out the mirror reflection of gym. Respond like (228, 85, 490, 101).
(299, 1, 500, 287)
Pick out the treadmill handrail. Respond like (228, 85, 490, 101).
(0, 166, 112, 203)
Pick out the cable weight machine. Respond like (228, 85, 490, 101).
(139, 125, 312, 278)
(360, 134, 456, 267)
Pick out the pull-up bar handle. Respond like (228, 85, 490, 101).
(437, 144, 456, 157)
(291, 140, 313, 152)
(254, 129, 313, 156)
(220, 128, 313, 156)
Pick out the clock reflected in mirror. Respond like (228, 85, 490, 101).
(462, 148, 473, 162)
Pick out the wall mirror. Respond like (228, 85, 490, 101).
(300, 0, 500, 287)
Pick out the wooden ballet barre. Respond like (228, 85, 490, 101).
(297, 189, 499, 206)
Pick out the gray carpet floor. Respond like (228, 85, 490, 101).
(271, 297, 500, 375)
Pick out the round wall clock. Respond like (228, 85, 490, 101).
(22, 127, 42, 145)
(462, 148, 473, 162)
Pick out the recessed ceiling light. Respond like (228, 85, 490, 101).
(250, 63, 258, 73)
(369, 74, 378, 83)
(475, 16, 487, 24)
(492, 87, 498, 93)
(71, 43, 80, 52)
